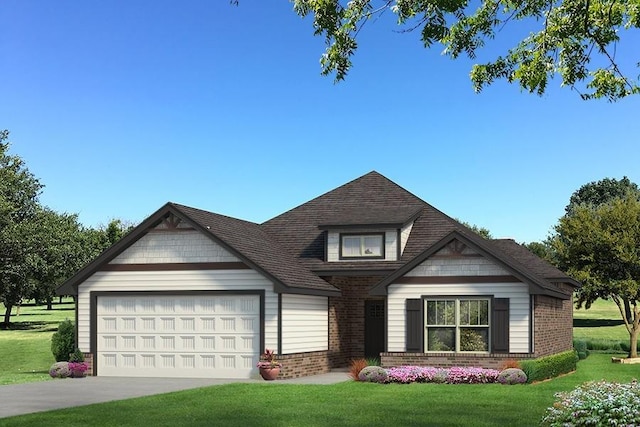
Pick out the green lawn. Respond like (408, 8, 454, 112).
(0, 354, 637, 427)
(573, 298, 628, 343)
(0, 300, 75, 385)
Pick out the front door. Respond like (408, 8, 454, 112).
(364, 300, 385, 359)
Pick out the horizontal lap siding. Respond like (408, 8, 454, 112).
(387, 282, 530, 353)
(281, 294, 328, 354)
(77, 270, 278, 352)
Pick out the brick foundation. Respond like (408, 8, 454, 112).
(381, 352, 534, 370)
(276, 351, 331, 379)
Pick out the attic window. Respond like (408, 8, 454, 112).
(340, 233, 384, 259)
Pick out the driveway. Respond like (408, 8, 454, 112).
(0, 372, 349, 419)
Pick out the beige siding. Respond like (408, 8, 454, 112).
(387, 282, 530, 353)
(281, 294, 328, 353)
(77, 269, 278, 353)
(400, 221, 414, 255)
(110, 230, 240, 264)
(327, 230, 399, 261)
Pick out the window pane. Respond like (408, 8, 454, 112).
(427, 328, 455, 351)
(426, 301, 436, 325)
(444, 301, 456, 325)
(459, 300, 470, 325)
(460, 328, 488, 352)
(469, 300, 480, 325)
(479, 300, 489, 325)
(342, 237, 361, 256)
(363, 236, 382, 256)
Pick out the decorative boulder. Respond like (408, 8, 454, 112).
(497, 368, 528, 385)
(49, 362, 71, 379)
(358, 366, 388, 383)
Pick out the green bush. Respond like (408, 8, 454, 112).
(69, 348, 85, 363)
(541, 380, 640, 426)
(51, 319, 76, 362)
(519, 350, 578, 383)
(573, 340, 589, 360)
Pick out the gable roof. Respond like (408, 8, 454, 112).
(57, 203, 340, 297)
(58, 171, 578, 301)
(369, 229, 578, 299)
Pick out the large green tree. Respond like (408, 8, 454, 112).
(554, 194, 640, 357)
(565, 176, 640, 215)
(29, 208, 91, 310)
(288, 0, 640, 101)
(0, 131, 43, 326)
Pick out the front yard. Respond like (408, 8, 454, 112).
(0, 354, 636, 426)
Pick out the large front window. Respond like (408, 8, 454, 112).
(340, 234, 384, 259)
(425, 298, 490, 352)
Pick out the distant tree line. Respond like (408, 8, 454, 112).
(0, 130, 133, 328)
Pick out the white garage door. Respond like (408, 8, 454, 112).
(96, 294, 260, 378)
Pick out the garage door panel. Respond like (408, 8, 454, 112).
(97, 295, 260, 378)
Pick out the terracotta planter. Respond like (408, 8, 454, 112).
(259, 366, 281, 380)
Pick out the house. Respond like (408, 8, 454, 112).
(57, 171, 580, 379)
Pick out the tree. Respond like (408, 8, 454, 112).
(554, 194, 640, 357)
(565, 176, 640, 216)
(524, 240, 555, 264)
(289, 0, 640, 101)
(0, 131, 43, 327)
(457, 219, 492, 239)
(28, 208, 91, 310)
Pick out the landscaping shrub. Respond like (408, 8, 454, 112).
(49, 362, 71, 378)
(69, 348, 85, 363)
(573, 339, 589, 360)
(541, 380, 640, 426)
(498, 359, 521, 370)
(51, 319, 75, 362)
(349, 358, 369, 381)
(519, 350, 578, 383)
(496, 368, 527, 385)
(384, 366, 499, 384)
(358, 366, 388, 383)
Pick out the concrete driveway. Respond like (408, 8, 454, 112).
(0, 371, 349, 419)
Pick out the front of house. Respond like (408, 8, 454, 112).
(58, 172, 579, 379)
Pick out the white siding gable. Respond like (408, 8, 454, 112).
(281, 294, 328, 353)
(110, 230, 240, 264)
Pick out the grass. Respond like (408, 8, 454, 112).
(0, 299, 75, 385)
(573, 298, 629, 343)
(0, 354, 637, 427)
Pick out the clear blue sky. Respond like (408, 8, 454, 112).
(2, 1, 638, 243)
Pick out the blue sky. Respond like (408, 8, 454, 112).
(1, 1, 638, 244)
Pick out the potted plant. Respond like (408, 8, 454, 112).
(256, 349, 282, 380)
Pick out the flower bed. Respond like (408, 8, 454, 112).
(384, 366, 500, 384)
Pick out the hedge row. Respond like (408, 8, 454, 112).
(520, 350, 578, 383)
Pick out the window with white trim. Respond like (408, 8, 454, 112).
(340, 234, 384, 259)
(425, 298, 490, 352)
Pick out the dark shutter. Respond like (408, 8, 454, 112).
(492, 298, 509, 353)
(406, 299, 423, 353)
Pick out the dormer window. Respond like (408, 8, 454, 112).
(340, 233, 385, 259)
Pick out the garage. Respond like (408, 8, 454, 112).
(95, 294, 261, 378)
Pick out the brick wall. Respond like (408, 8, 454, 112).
(533, 294, 574, 356)
(83, 352, 94, 376)
(380, 352, 534, 370)
(325, 276, 383, 368)
(278, 351, 331, 379)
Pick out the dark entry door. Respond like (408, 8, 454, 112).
(365, 300, 386, 359)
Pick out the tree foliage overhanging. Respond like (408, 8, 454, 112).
(289, 0, 640, 101)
